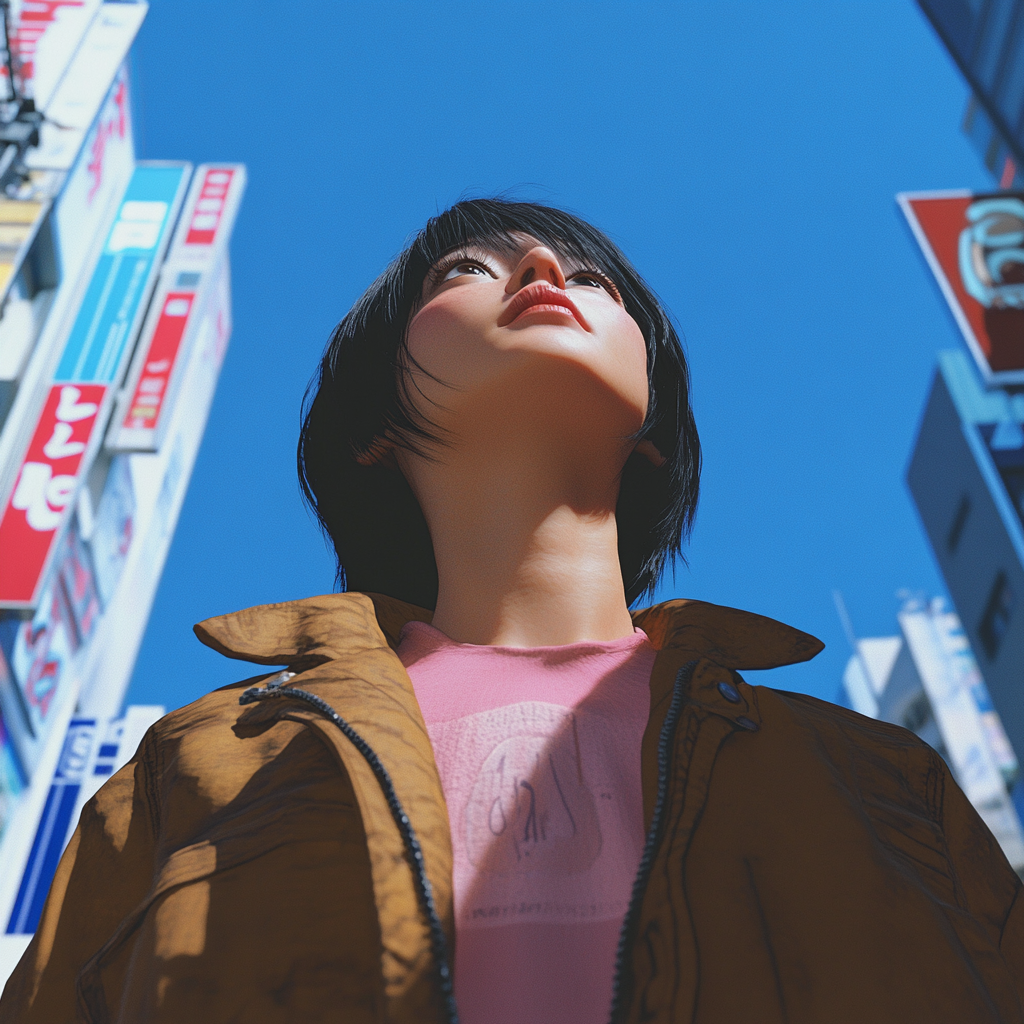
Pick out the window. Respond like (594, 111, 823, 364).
(947, 493, 972, 553)
(902, 692, 933, 735)
(1002, 467, 1024, 525)
(979, 571, 1016, 660)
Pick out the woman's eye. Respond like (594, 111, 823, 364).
(442, 261, 489, 282)
(568, 273, 607, 290)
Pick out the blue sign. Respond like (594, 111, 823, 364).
(6, 718, 95, 935)
(55, 164, 189, 385)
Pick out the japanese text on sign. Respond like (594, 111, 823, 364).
(0, 384, 105, 605)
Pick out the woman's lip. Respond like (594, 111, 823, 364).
(497, 282, 590, 330)
(509, 304, 581, 325)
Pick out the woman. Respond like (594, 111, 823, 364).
(2, 199, 1022, 1024)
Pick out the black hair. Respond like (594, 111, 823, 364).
(298, 197, 700, 609)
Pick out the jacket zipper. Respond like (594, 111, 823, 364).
(241, 659, 694, 1024)
(607, 660, 695, 1024)
(240, 678, 460, 1024)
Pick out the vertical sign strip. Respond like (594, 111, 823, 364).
(111, 164, 245, 452)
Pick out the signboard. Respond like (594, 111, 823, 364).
(56, 519, 100, 647)
(27, 4, 146, 173)
(5, 702, 162, 935)
(112, 164, 245, 452)
(6, 0, 102, 110)
(0, 383, 104, 604)
(5, 715, 95, 935)
(0, 162, 189, 608)
(88, 454, 133, 605)
(0, 707, 25, 843)
(51, 62, 134, 283)
(0, 579, 76, 773)
(116, 286, 196, 444)
(174, 165, 245, 253)
(900, 190, 1024, 385)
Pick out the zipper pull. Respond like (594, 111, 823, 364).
(239, 670, 295, 704)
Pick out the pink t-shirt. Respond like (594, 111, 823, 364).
(397, 621, 655, 1024)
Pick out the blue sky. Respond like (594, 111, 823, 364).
(125, 2, 993, 711)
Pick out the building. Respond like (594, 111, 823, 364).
(907, 349, 1024, 756)
(917, 0, 1024, 187)
(0, 2, 244, 985)
(839, 596, 1024, 870)
(896, 3, 1024, 778)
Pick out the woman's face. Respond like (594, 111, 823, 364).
(403, 237, 649, 447)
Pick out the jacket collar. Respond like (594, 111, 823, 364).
(194, 592, 823, 671)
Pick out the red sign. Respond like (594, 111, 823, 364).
(5, 0, 86, 93)
(122, 292, 195, 430)
(900, 191, 1024, 382)
(0, 384, 106, 606)
(184, 168, 235, 246)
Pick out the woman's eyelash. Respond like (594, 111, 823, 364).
(430, 251, 493, 284)
(570, 269, 621, 297)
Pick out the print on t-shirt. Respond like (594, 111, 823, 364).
(428, 700, 638, 930)
(466, 705, 601, 875)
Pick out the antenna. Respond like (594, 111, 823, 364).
(832, 589, 858, 652)
(833, 588, 879, 704)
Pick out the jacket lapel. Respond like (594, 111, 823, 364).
(619, 601, 820, 1023)
(199, 593, 451, 1024)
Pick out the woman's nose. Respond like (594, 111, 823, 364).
(506, 246, 567, 293)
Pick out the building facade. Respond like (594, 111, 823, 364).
(907, 349, 1024, 754)
(0, 1, 244, 985)
(918, 0, 1024, 186)
(893, 2, 1024, 809)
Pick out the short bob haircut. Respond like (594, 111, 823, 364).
(298, 198, 701, 610)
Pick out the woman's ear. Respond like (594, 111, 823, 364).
(354, 438, 398, 469)
(634, 439, 666, 468)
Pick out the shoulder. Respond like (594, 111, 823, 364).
(133, 671, 322, 814)
(749, 684, 951, 813)
(149, 672, 271, 740)
(760, 685, 933, 749)
(757, 684, 945, 765)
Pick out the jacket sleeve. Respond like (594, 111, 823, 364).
(0, 733, 159, 1023)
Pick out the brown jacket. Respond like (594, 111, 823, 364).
(2, 592, 1023, 1023)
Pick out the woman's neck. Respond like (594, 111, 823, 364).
(400, 433, 636, 647)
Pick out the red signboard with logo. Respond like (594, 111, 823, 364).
(899, 190, 1024, 385)
(121, 292, 194, 431)
(0, 384, 105, 606)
